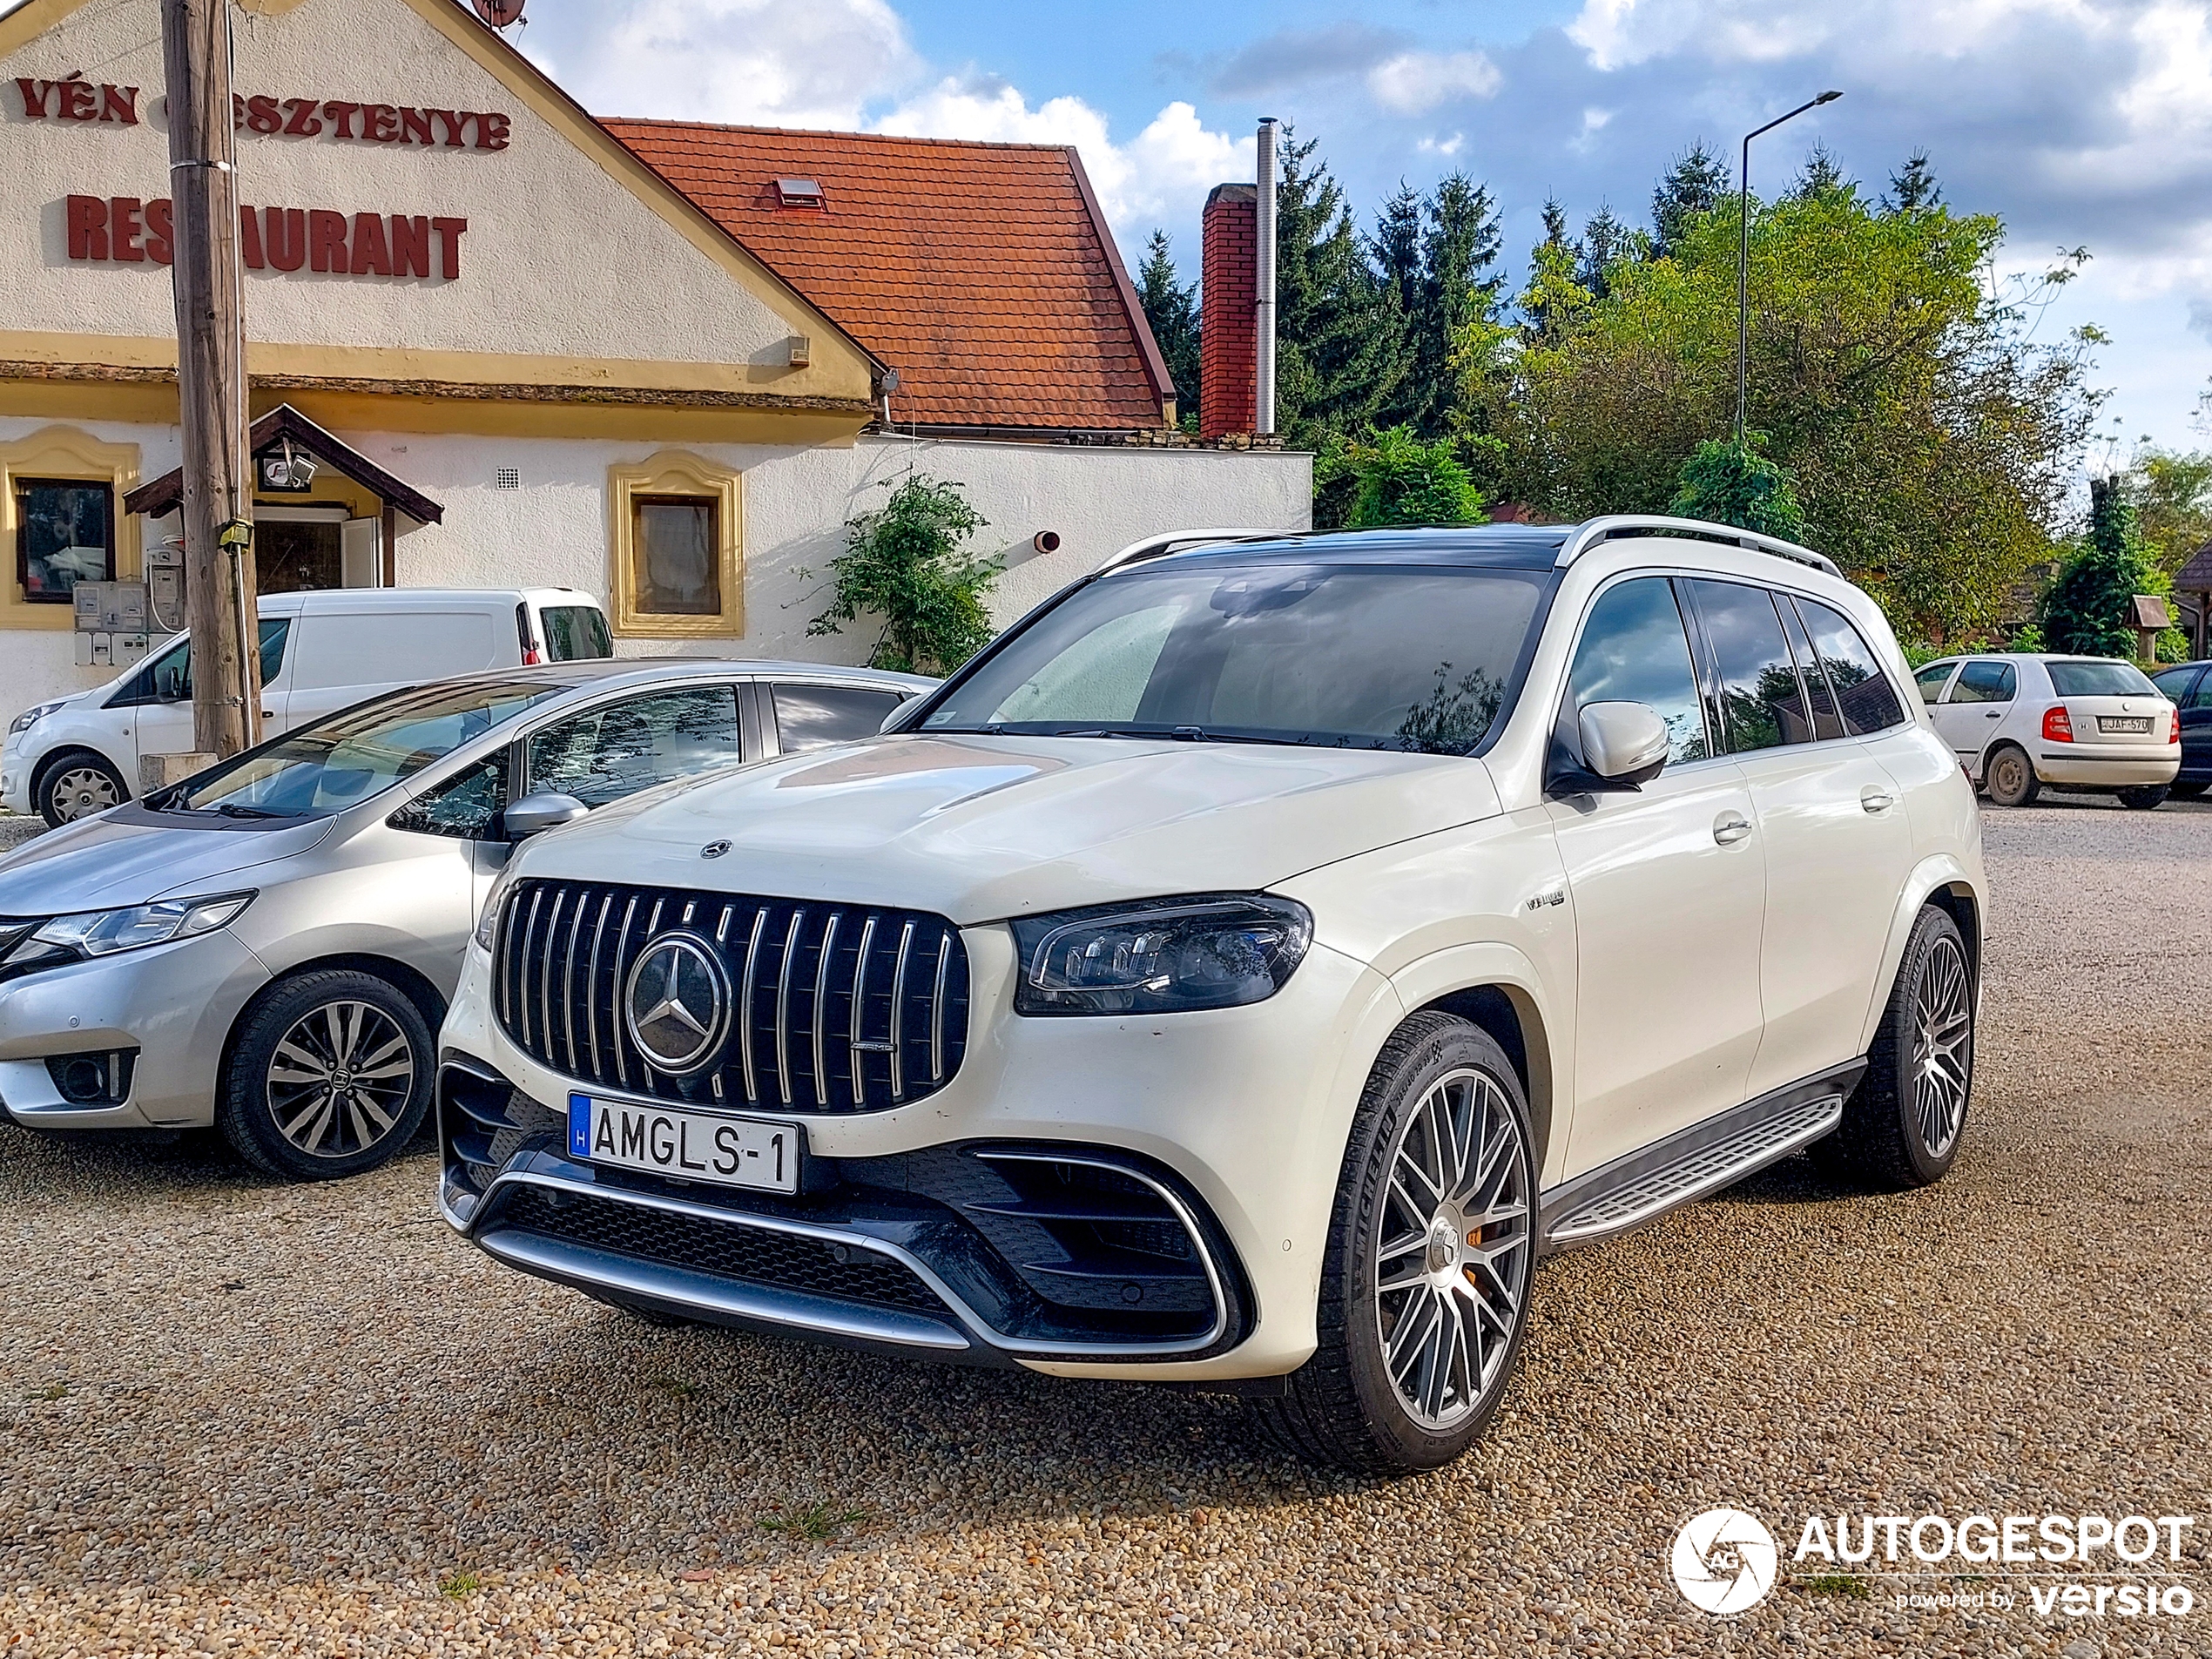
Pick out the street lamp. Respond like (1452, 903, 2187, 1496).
(1737, 89, 1842, 447)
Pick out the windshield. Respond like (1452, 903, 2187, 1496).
(161, 679, 563, 819)
(919, 563, 1551, 754)
(2047, 660, 2160, 698)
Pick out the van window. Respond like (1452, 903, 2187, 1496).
(540, 604, 612, 661)
(288, 610, 498, 691)
(105, 619, 290, 707)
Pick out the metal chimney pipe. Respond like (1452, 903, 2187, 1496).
(1254, 117, 1278, 437)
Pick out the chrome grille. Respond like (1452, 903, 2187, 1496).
(494, 880, 970, 1113)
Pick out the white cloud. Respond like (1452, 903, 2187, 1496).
(873, 82, 1252, 232)
(1365, 50, 1502, 114)
(1417, 132, 1467, 158)
(568, 0, 918, 130)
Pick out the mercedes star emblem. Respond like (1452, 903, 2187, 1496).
(622, 935, 730, 1075)
(701, 840, 732, 860)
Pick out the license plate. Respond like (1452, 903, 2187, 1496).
(2099, 716, 2153, 733)
(567, 1093, 799, 1193)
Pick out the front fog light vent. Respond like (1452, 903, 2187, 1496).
(46, 1049, 138, 1105)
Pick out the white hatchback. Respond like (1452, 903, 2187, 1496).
(1912, 653, 2182, 809)
(439, 516, 1986, 1474)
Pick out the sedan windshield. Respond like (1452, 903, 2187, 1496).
(161, 679, 563, 819)
(2047, 660, 2161, 698)
(918, 563, 1551, 754)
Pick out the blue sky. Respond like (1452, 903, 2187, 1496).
(514, 0, 2212, 455)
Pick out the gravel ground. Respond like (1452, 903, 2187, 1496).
(3, 798, 2208, 1657)
(0, 815, 44, 854)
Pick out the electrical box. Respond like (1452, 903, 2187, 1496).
(145, 543, 187, 634)
(72, 631, 149, 669)
(73, 580, 149, 634)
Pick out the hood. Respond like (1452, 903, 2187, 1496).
(515, 733, 1501, 923)
(0, 809, 336, 916)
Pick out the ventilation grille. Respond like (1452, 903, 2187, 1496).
(492, 467, 521, 490)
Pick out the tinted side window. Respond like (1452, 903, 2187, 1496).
(105, 619, 288, 706)
(1913, 662, 1958, 706)
(1565, 577, 1710, 765)
(1951, 660, 2016, 704)
(772, 684, 903, 753)
(541, 605, 611, 661)
(1686, 580, 1811, 752)
(388, 750, 509, 840)
(1796, 599, 1907, 733)
(527, 685, 741, 807)
(2150, 667, 2201, 705)
(1779, 598, 1846, 739)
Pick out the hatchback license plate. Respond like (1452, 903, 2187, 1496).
(567, 1093, 799, 1193)
(2099, 716, 2153, 733)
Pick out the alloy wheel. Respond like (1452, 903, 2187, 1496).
(1372, 1066, 1532, 1432)
(1911, 938, 1972, 1158)
(264, 1000, 417, 1159)
(49, 765, 119, 821)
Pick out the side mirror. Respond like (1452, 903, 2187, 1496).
(1578, 701, 1670, 787)
(502, 792, 588, 840)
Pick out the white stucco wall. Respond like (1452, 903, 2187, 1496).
(0, 419, 1312, 715)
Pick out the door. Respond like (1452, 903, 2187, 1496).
(1928, 658, 2015, 772)
(121, 618, 293, 768)
(283, 607, 502, 729)
(1547, 576, 1767, 1177)
(1685, 581, 1919, 1098)
(381, 745, 516, 990)
(2152, 665, 2209, 780)
(522, 682, 746, 806)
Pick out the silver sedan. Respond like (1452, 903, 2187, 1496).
(0, 658, 931, 1178)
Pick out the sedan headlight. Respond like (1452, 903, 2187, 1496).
(473, 860, 522, 952)
(3, 892, 254, 970)
(7, 699, 66, 738)
(1009, 894, 1312, 1016)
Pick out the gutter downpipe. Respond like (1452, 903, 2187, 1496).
(1254, 118, 1278, 439)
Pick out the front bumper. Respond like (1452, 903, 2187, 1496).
(0, 929, 270, 1129)
(439, 925, 1395, 1381)
(2033, 745, 2182, 787)
(1, 741, 29, 818)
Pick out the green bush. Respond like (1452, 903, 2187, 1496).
(2040, 477, 2185, 660)
(1319, 426, 1487, 529)
(810, 475, 1001, 676)
(1670, 437, 1807, 540)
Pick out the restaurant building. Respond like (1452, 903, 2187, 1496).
(2, 0, 1308, 711)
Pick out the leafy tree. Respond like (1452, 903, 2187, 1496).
(1671, 437, 1808, 538)
(811, 475, 1000, 674)
(1649, 143, 1730, 258)
(1460, 188, 2101, 641)
(2041, 476, 2182, 658)
(2123, 446, 2212, 573)
(1884, 151, 1943, 213)
(1318, 425, 1487, 528)
(1134, 231, 1200, 416)
(1272, 127, 1408, 452)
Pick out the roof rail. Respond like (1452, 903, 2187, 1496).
(1094, 528, 1295, 575)
(1557, 515, 1841, 578)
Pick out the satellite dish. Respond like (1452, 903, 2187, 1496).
(473, 0, 525, 26)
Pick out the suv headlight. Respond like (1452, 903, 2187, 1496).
(7, 700, 66, 738)
(1009, 894, 1313, 1016)
(3, 892, 254, 970)
(473, 860, 522, 952)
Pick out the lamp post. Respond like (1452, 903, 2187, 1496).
(1737, 90, 1841, 448)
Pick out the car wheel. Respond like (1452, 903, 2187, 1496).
(1251, 1012, 1538, 1474)
(36, 749, 128, 826)
(2116, 785, 2169, 811)
(2171, 781, 2207, 799)
(1981, 744, 2039, 807)
(1812, 906, 1973, 1190)
(218, 970, 435, 1181)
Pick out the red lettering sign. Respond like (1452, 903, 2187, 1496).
(145, 198, 172, 265)
(110, 196, 144, 261)
(65, 194, 105, 260)
(58, 199, 463, 281)
(17, 77, 511, 149)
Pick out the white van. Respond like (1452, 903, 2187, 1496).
(3, 588, 610, 825)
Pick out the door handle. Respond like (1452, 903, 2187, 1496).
(1713, 812, 1753, 845)
(1985, 709, 2001, 718)
(1861, 787, 1895, 813)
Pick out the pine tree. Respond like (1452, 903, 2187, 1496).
(1371, 184, 1423, 318)
(1135, 230, 1200, 415)
(1650, 143, 1730, 258)
(1271, 127, 1408, 455)
(2040, 476, 2165, 657)
(1788, 141, 1852, 201)
(1408, 172, 1502, 433)
(1524, 198, 1582, 339)
(1578, 206, 1630, 297)
(1883, 151, 1943, 213)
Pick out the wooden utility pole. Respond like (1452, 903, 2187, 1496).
(161, 0, 260, 760)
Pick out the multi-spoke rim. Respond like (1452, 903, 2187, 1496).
(1372, 1066, 1532, 1432)
(265, 1001, 416, 1160)
(50, 765, 119, 821)
(1911, 938, 1972, 1158)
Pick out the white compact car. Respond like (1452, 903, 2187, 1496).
(3, 586, 610, 826)
(1912, 652, 2181, 809)
(436, 517, 1986, 1474)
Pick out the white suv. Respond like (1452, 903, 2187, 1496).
(436, 517, 1986, 1473)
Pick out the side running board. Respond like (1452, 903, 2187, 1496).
(1540, 1065, 1863, 1252)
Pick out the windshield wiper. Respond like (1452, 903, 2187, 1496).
(1049, 725, 1313, 747)
(210, 802, 285, 819)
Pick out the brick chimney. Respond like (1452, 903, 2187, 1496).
(1200, 184, 1258, 441)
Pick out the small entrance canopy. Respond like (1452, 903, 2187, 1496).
(125, 405, 443, 592)
(2177, 540, 2212, 661)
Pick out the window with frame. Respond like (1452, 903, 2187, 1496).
(525, 685, 742, 808)
(15, 476, 114, 603)
(1796, 597, 1909, 733)
(631, 496, 720, 617)
(1563, 577, 1711, 765)
(388, 750, 511, 840)
(1950, 660, 2017, 705)
(1913, 662, 1959, 705)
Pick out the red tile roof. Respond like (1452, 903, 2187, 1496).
(605, 120, 1174, 433)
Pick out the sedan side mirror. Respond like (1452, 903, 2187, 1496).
(502, 792, 589, 840)
(1578, 701, 1670, 787)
